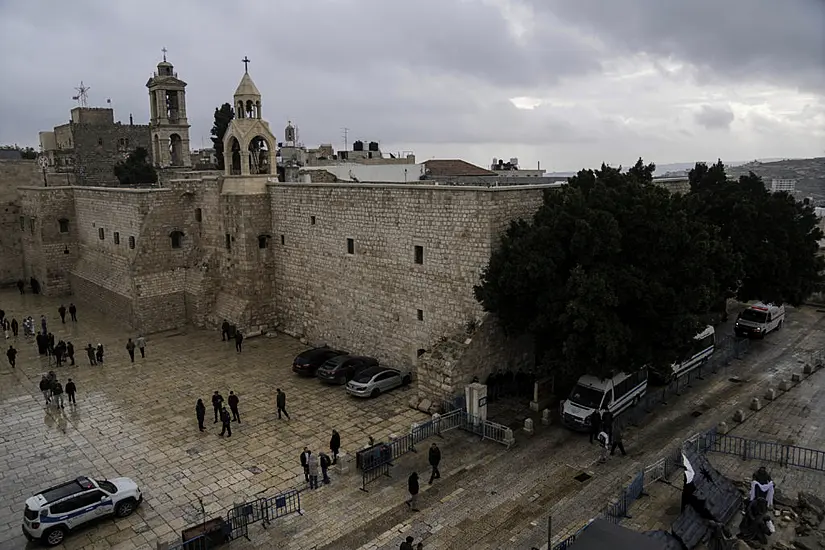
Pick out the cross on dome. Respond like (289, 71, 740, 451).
(242, 56, 250, 73)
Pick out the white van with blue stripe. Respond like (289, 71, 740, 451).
(22, 476, 142, 546)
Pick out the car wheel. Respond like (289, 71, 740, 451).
(115, 499, 137, 518)
(43, 526, 67, 547)
(370, 388, 381, 398)
(402, 375, 411, 386)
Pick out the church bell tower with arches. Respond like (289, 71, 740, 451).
(146, 48, 191, 168)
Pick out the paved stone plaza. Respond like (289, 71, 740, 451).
(1, 290, 824, 550)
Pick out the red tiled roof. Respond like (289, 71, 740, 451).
(423, 159, 495, 177)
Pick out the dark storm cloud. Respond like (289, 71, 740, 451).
(694, 105, 735, 130)
(532, 0, 825, 91)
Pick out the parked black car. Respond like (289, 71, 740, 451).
(292, 347, 346, 377)
(317, 355, 379, 385)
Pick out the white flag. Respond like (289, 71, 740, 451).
(683, 452, 695, 484)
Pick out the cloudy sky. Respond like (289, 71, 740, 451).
(1, 0, 823, 172)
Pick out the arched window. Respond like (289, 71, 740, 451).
(170, 231, 184, 249)
(58, 218, 69, 233)
(194, 208, 202, 222)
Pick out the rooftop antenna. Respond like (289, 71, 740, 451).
(72, 81, 90, 107)
(342, 127, 349, 151)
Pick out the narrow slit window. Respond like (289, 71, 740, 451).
(414, 245, 424, 264)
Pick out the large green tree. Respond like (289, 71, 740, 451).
(475, 159, 737, 384)
(114, 147, 158, 186)
(210, 103, 234, 170)
(687, 163, 824, 305)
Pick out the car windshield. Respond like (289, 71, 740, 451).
(740, 309, 768, 323)
(96, 480, 117, 494)
(568, 384, 604, 409)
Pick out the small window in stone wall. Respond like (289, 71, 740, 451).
(29, 218, 34, 234)
(417, 348, 426, 358)
(414, 245, 424, 264)
(225, 233, 232, 250)
(98, 137, 103, 146)
(58, 218, 69, 233)
(280, 235, 285, 245)
(310, 216, 316, 225)
(346, 238, 354, 255)
(195, 208, 202, 222)
(129, 236, 136, 249)
(417, 309, 424, 321)
(114, 232, 120, 245)
(19, 216, 24, 231)
(170, 231, 184, 249)
(258, 235, 270, 249)
(98, 227, 104, 240)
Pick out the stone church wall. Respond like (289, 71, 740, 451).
(73, 122, 151, 187)
(268, 182, 550, 371)
(0, 160, 42, 285)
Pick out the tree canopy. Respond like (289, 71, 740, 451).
(210, 103, 234, 170)
(475, 158, 822, 384)
(114, 147, 158, 186)
(0, 144, 37, 159)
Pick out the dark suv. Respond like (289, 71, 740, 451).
(317, 355, 379, 385)
(292, 347, 346, 377)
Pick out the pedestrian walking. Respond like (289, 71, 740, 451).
(66, 342, 75, 365)
(400, 536, 415, 550)
(136, 335, 146, 358)
(40, 315, 47, 336)
(11, 318, 18, 338)
(308, 452, 319, 489)
(428, 443, 441, 484)
(68, 303, 77, 322)
(319, 452, 331, 484)
(126, 338, 136, 362)
(17, 279, 24, 294)
(85, 343, 96, 366)
(330, 429, 341, 464)
(597, 429, 610, 463)
(234, 330, 244, 353)
(588, 410, 602, 444)
(196, 399, 206, 432)
(58, 305, 67, 324)
(54, 340, 65, 367)
(96, 343, 104, 364)
(3, 320, 9, 340)
(406, 472, 420, 511)
(219, 407, 232, 437)
(65, 378, 77, 405)
(228, 391, 241, 422)
(39, 375, 51, 404)
(51, 379, 64, 409)
(221, 320, 230, 342)
(300, 447, 311, 482)
(610, 421, 627, 456)
(6, 345, 16, 368)
(276, 388, 290, 419)
(212, 391, 224, 423)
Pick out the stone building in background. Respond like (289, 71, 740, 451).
(13, 63, 556, 404)
(147, 53, 192, 169)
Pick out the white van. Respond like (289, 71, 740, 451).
(734, 303, 785, 339)
(652, 325, 716, 383)
(562, 370, 648, 431)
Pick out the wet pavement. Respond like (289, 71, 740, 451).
(0, 289, 428, 549)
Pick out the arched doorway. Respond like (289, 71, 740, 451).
(248, 136, 271, 174)
(230, 137, 241, 175)
(169, 134, 183, 166)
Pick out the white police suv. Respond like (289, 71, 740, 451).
(22, 476, 142, 546)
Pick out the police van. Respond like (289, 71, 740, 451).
(562, 369, 648, 431)
(651, 325, 716, 384)
(22, 476, 142, 546)
(734, 303, 785, 339)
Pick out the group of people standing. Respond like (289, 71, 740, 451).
(299, 430, 342, 489)
(588, 408, 627, 462)
(39, 371, 77, 409)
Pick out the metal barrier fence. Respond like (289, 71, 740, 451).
(708, 433, 825, 472)
(462, 412, 514, 449)
(259, 490, 303, 526)
(360, 460, 391, 492)
(166, 534, 214, 550)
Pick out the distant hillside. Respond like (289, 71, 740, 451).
(728, 158, 825, 202)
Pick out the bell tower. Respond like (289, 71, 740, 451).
(146, 48, 191, 168)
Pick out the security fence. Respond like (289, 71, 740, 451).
(707, 433, 825, 472)
(462, 412, 515, 449)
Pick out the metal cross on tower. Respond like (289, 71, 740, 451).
(162, 47, 168, 61)
(72, 82, 90, 107)
(242, 56, 250, 73)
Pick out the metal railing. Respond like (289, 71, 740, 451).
(360, 459, 392, 492)
(708, 433, 825, 472)
(166, 534, 214, 550)
(462, 412, 514, 449)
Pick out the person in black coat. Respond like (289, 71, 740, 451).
(428, 443, 441, 484)
(300, 447, 311, 482)
(601, 409, 614, 437)
(588, 410, 602, 444)
(330, 429, 341, 464)
(6, 345, 17, 368)
(219, 407, 232, 437)
(234, 331, 244, 353)
(196, 399, 206, 432)
(406, 472, 420, 511)
(66, 342, 75, 365)
(228, 391, 240, 422)
(211, 391, 224, 423)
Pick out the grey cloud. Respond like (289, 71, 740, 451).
(530, 0, 825, 92)
(694, 105, 735, 130)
